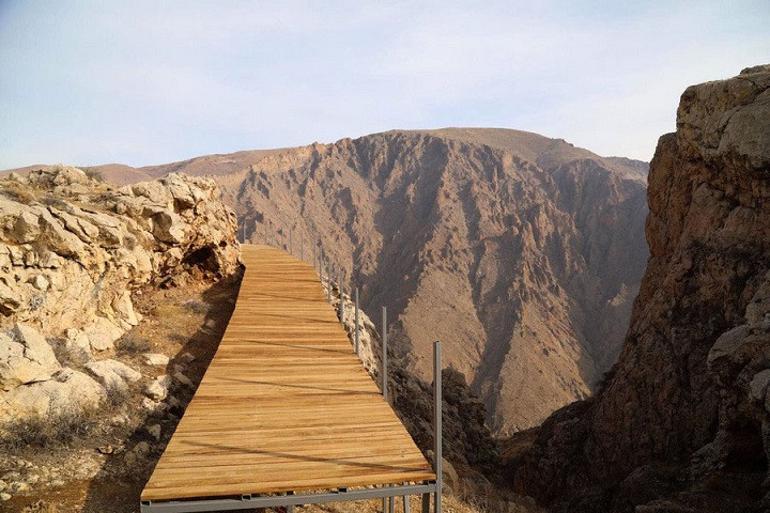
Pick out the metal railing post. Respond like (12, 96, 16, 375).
(403, 495, 411, 513)
(382, 306, 388, 401)
(326, 268, 331, 302)
(433, 340, 442, 513)
(354, 287, 360, 355)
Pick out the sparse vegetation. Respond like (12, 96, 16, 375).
(28, 294, 45, 312)
(105, 384, 130, 407)
(116, 333, 152, 354)
(182, 298, 209, 314)
(0, 181, 37, 203)
(0, 409, 100, 452)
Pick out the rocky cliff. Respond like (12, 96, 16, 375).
(234, 129, 649, 435)
(513, 65, 770, 512)
(0, 167, 239, 426)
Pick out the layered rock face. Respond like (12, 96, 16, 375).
(228, 129, 649, 434)
(0, 167, 239, 423)
(513, 66, 770, 512)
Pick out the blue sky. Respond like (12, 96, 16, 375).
(1, 1, 768, 169)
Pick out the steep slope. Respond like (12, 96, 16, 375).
(513, 65, 770, 512)
(4, 129, 649, 435)
(225, 128, 649, 434)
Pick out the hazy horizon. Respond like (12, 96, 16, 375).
(1, 1, 769, 169)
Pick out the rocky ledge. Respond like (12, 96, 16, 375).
(0, 166, 239, 426)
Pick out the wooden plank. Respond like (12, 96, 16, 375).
(141, 244, 435, 502)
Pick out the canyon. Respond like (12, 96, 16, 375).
(70, 128, 650, 435)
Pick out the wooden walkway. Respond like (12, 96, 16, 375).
(141, 244, 435, 504)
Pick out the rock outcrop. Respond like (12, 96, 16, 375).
(0, 167, 239, 427)
(513, 66, 770, 512)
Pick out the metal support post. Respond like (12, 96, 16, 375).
(354, 287, 360, 355)
(382, 306, 388, 401)
(433, 341, 442, 513)
(388, 496, 395, 513)
(403, 495, 411, 513)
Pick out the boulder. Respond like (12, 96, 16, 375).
(12, 211, 41, 244)
(140, 397, 167, 413)
(29, 275, 49, 291)
(60, 328, 92, 364)
(0, 280, 20, 315)
(144, 375, 171, 401)
(85, 359, 141, 393)
(112, 291, 141, 329)
(142, 353, 170, 366)
(83, 317, 124, 352)
(750, 370, 770, 402)
(0, 368, 104, 421)
(151, 211, 186, 244)
(0, 325, 60, 390)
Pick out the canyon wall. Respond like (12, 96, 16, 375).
(513, 65, 770, 513)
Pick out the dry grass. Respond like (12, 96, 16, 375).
(1, 181, 37, 203)
(105, 384, 130, 407)
(0, 409, 101, 452)
(182, 298, 209, 315)
(115, 333, 152, 355)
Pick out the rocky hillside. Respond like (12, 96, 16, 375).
(52, 128, 649, 435)
(0, 167, 239, 426)
(512, 65, 770, 512)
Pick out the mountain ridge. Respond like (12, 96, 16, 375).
(2, 127, 648, 184)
